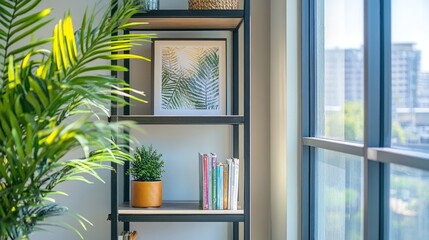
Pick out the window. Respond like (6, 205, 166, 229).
(316, 0, 364, 142)
(302, 0, 429, 239)
(315, 149, 363, 240)
(390, 164, 429, 239)
(391, 0, 429, 151)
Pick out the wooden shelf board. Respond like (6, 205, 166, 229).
(118, 201, 243, 215)
(127, 10, 244, 30)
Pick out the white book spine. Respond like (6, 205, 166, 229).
(227, 158, 233, 210)
(233, 158, 239, 210)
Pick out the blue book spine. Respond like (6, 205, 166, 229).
(219, 164, 224, 210)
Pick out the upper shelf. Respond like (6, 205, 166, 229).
(127, 10, 244, 30)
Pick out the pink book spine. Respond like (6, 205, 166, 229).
(203, 154, 209, 210)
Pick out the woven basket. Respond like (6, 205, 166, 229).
(188, 0, 239, 10)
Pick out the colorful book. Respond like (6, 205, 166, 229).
(130, 231, 137, 240)
(218, 163, 224, 210)
(223, 163, 229, 210)
(227, 158, 233, 210)
(199, 153, 204, 209)
(203, 154, 209, 210)
(230, 159, 236, 210)
(208, 154, 212, 209)
(119, 230, 137, 240)
(199, 153, 202, 208)
(211, 153, 217, 209)
(233, 158, 240, 210)
(216, 164, 221, 209)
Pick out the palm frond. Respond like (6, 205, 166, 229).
(0, 0, 151, 238)
(0, 0, 52, 82)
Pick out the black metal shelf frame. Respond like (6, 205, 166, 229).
(110, 1, 251, 240)
(109, 115, 245, 125)
(134, 9, 244, 17)
(128, 10, 244, 31)
(118, 214, 245, 222)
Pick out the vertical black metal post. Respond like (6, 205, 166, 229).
(111, 162, 118, 240)
(232, 30, 239, 158)
(233, 222, 239, 240)
(123, 29, 131, 232)
(243, 0, 251, 239)
(232, 28, 240, 240)
(111, 1, 119, 239)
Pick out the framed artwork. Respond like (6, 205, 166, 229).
(153, 39, 227, 115)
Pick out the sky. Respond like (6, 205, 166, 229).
(324, 0, 429, 72)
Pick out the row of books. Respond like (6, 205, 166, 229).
(118, 230, 137, 240)
(199, 153, 239, 210)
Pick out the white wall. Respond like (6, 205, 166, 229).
(29, 0, 272, 239)
(270, 0, 300, 239)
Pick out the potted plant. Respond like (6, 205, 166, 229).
(0, 0, 151, 238)
(128, 145, 165, 207)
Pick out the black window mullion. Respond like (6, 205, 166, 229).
(301, 0, 312, 238)
(380, 0, 392, 239)
(381, 0, 392, 148)
(364, 0, 389, 240)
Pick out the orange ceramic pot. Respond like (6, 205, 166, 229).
(131, 180, 162, 208)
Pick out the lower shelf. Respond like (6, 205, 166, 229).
(110, 201, 245, 222)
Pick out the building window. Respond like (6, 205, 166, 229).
(390, 164, 429, 240)
(302, 0, 429, 239)
(391, 0, 429, 151)
(315, 0, 364, 142)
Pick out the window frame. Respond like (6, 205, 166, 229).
(301, 0, 429, 239)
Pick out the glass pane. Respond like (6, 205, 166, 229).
(391, 0, 429, 152)
(315, 149, 363, 240)
(390, 164, 429, 239)
(316, 0, 364, 142)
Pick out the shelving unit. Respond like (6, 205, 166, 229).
(109, 1, 251, 240)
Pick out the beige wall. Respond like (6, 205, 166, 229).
(270, 0, 287, 237)
(250, 0, 272, 239)
(28, 0, 272, 239)
(271, 0, 300, 239)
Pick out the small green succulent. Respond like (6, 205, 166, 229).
(128, 145, 165, 181)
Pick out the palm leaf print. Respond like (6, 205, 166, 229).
(188, 48, 220, 109)
(161, 47, 193, 109)
(160, 44, 220, 111)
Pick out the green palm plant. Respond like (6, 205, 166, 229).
(0, 0, 151, 239)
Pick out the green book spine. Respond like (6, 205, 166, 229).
(211, 153, 217, 209)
